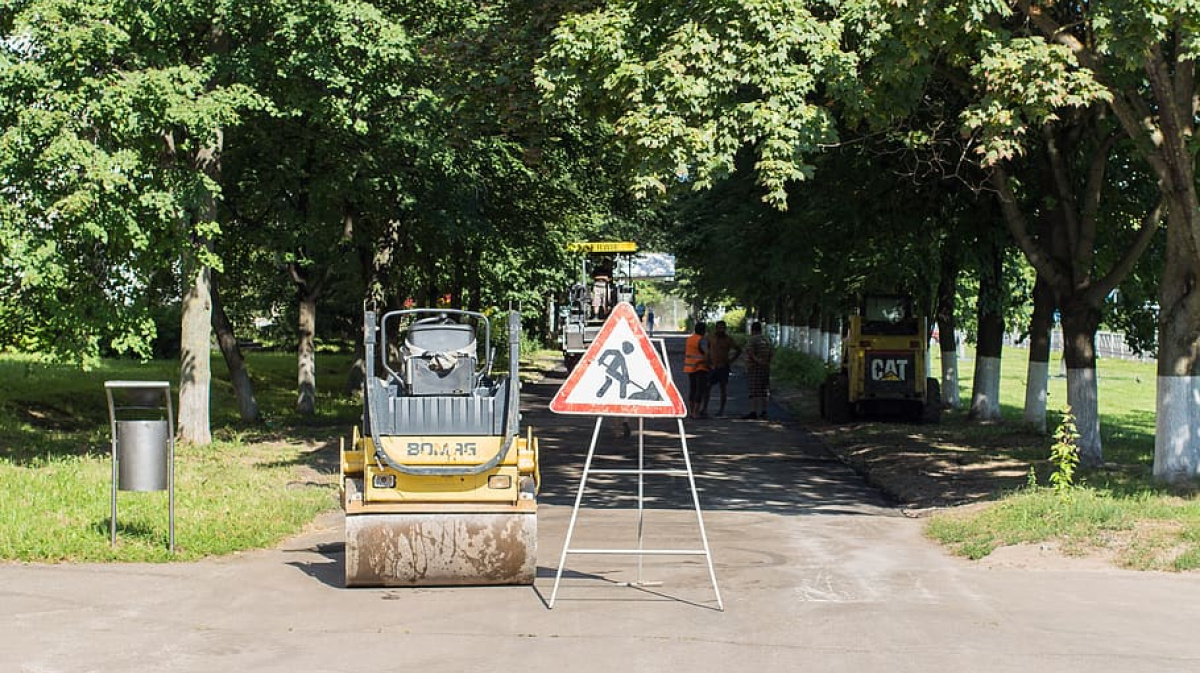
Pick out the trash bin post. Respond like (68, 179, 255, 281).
(105, 381, 175, 552)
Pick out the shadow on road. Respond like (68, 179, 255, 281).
(523, 332, 894, 516)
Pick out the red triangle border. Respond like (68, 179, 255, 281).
(549, 302, 686, 417)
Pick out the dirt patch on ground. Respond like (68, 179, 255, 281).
(809, 421, 1036, 513)
(772, 385, 1038, 510)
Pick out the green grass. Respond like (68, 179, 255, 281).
(0, 442, 334, 561)
(0, 350, 358, 562)
(925, 349, 1200, 571)
(0, 342, 563, 564)
(928, 485, 1200, 571)
(772, 347, 832, 389)
(926, 487, 1132, 559)
(939, 350, 1157, 466)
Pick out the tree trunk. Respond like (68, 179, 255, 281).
(296, 292, 318, 415)
(211, 270, 259, 422)
(176, 130, 222, 445)
(178, 260, 213, 445)
(969, 241, 1005, 422)
(806, 306, 820, 357)
(830, 315, 843, 366)
(936, 246, 960, 409)
(970, 311, 1005, 422)
(468, 247, 482, 313)
(1060, 299, 1103, 466)
(818, 312, 832, 364)
(1023, 273, 1055, 432)
(451, 239, 465, 308)
(1154, 207, 1200, 482)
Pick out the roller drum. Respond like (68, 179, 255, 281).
(344, 512, 536, 587)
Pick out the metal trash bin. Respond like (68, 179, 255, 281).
(116, 420, 169, 491)
(105, 381, 175, 550)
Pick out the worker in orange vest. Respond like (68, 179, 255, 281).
(684, 321, 711, 418)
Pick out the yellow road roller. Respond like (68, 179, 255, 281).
(341, 308, 539, 586)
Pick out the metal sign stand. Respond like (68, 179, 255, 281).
(548, 414, 723, 610)
(105, 381, 175, 551)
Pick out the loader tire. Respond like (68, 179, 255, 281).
(922, 377, 942, 424)
(824, 373, 852, 424)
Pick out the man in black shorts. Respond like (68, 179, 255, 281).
(705, 320, 741, 416)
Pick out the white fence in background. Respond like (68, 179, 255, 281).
(763, 323, 841, 365)
(1003, 329, 1151, 362)
(761, 323, 1151, 364)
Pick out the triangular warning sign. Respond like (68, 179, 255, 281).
(550, 302, 686, 417)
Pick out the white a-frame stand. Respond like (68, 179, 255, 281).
(548, 415, 723, 611)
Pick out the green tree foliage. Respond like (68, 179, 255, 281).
(0, 0, 258, 366)
(1, 0, 634, 432)
(538, 0, 861, 207)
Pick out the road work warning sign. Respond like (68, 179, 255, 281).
(550, 302, 686, 417)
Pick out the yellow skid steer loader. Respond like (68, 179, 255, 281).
(341, 308, 539, 586)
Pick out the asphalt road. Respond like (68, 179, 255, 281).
(4, 333, 1200, 672)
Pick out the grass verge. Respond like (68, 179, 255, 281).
(773, 346, 1200, 572)
(0, 351, 359, 563)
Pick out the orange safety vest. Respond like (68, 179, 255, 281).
(684, 333, 709, 373)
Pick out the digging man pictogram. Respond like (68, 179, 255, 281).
(595, 341, 663, 401)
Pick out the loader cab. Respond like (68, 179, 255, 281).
(585, 255, 635, 320)
(860, 294, 918, 336)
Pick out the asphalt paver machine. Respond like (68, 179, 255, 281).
(556, 241, 638, 371)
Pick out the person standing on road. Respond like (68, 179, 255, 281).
(647, 306, 656, 336)
(705, 320, 741, 416)
(743, 321, 773, 420)
(684, 321, 710, 418)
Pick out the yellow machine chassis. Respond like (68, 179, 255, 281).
(340, 426, 540, 586)
(843, 316, 930, 403)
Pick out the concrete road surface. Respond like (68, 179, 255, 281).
(3, 333, 1199, 672)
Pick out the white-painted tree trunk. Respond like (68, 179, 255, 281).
(970, 356, 1002, 421)
(1067, 368, 1100, 463)
(296, 296, 317, 415)
(817, 330, 830, 364)
(1155, 376, 1200, 482)
(941, 348, 959, 409)
(1023, 360, 1049, 432)
(831, 331, 842, 366)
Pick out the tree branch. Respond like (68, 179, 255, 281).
(1076, 127, 1119, 284)
(989, 165, 1069, 291)
(286, 261, 305, 287)
(1173, 20, 1196, 137)
(1144, 44, 1200, 262)
(1041, 123, 1080, 261)
(1015, 2, 1164, 172)
(1090, 198, 1165, 303)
